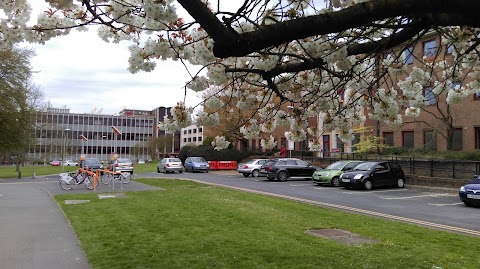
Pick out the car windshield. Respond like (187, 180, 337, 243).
(169, 158, 181, 162)
(84, 159, 100, 165)
(353, 162, 376, 171)
(190, 157, 206, 162)
(326, 161, 346, 170)
(117, 158, 131, 163)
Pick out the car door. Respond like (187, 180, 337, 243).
(296, 160, 315, 177)
(372, 162, 392, 186)
(184, 158, 192, 170)
(284, 160, 301, 176)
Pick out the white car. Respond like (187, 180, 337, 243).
(63, 160, 79, 166)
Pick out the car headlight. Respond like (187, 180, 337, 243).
(459, 186, 465, 192)
(353, 174, 363, 180)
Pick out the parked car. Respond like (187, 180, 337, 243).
(157, 158, 184, 173)
(62, 160, 79, 166)
(108, 158, 134, 174)
(339, 161, 405, 190)
(50, 160, 61, 166)
(80, 158, 103, 172)
(259, 158, 321, 181)
(184, 157, 210, 172)
(312, 160, 364, 187)
(237, 158, 270, 177)
(459, 179, 480, 207)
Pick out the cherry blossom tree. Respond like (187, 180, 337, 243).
(2, 0, 480, 150)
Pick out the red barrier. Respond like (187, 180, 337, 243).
(208, 161, 219, 170)
(216, 161, 237, 170)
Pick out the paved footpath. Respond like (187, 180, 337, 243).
(0, 180, 91, 269)
(0, 176, 160, 269)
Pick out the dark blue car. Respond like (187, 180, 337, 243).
(459, 179, 480, 207)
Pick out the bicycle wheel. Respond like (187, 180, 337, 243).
(84, 175, 99, 190)
(101, 173, 113, 185)
(119, 172, 131, 184)
(59, 175, 75, 191)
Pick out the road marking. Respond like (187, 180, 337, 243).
(342, 189, 408, 194)
(380, 193, 452, 200)
(313, 187, 329, 190)
(290, 183, 316, 186)
(428, 202, 464, 206)
(185, 178, 480, 237)
(0, 194, 4, 198)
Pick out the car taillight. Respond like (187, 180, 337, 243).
(115, 163, 119, 167)
(132, 163, 134, 167)
(244, 165, 249, 168)
(166, 163, 170, 167)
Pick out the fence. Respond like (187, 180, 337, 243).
(288, 151, 480, 180)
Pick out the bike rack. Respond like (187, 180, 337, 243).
(96, 169, 124, 190)
(78, 168, 99, 191)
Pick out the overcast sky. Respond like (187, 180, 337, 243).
(27, 2, 203, 115)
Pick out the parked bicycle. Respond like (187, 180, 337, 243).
(100, 171, 131, 185)
(59, 170, 98, 190)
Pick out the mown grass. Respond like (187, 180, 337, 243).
(55, 178, 479, 269)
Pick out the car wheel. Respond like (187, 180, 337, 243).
(277, 171, 288, 182)
(397, 178, 405, 188)
(331, 177, 340, 187)
(179, 171, 183, 174)
(364, 180, 373, 190)
(157, 167, 160, 173)
(252, 170, 259, 177)
(242, 173, 250, 177)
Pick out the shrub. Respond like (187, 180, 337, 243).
(179, 145, 251, 162)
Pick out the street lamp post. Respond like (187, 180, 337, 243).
(62, 128, 70, 172)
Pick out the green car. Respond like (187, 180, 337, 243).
(312, 160, 364, 187)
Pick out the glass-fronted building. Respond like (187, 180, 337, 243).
(29, 107, 158, 163)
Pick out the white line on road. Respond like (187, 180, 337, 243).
(0, 194, 4, 198)
(380, 193, 452, 200)
(428, 202, 464, 206)
(290, 183, 316, 186)
(342, 189, 408, 195)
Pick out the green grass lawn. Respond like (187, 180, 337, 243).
(0, 162, 158, 179)
(55, 178, 479, 269)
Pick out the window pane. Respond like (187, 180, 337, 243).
(403, 131, 414, 148)
(383, 132, 394, 146)
(452, 128, 463, 150)
(424, 40, 437, 57)
(404, 47, 413, 64)
(424, 87, 437, 105)
(424, 131, 436, 151)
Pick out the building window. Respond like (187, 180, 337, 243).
(402, 131, 414, 148)
(193, 137, 197, 142)
(183, 130, 187, 134)
(423, 86, 437, 105)
(446, 44, 454, 54)
(404, 47, 414, 64)
(198, 137, 202, 142)
(474, 91, 480, 100)
(450, 82, 461, 91)
(452, 128, 463, 151)
(383, 132, 394, 146)
(188, 129, 192, 134)
(423, 130, 437, 151)
(423, 39, 437, 58)
(183, 138, 187, 142)
(475, 127, 480, 149)
(193, 129, 197, 133)
(335, 134, 345, 152)
(198, 127, 203, 133)
(188, 137, 192, 142)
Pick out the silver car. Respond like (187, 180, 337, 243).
(157, 158, 184, 173)
(237, 159, 270, 177)
(108, 158, 134, 174)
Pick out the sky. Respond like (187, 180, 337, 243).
(26, 2, 203, 115)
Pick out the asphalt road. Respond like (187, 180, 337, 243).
(139, 170, 480, 237)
